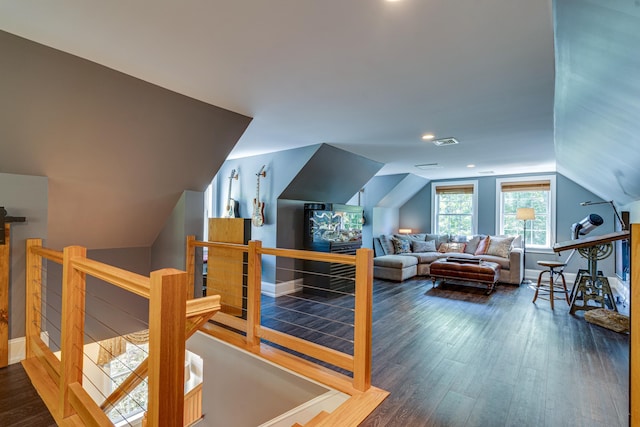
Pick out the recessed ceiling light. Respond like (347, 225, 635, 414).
(467, 164, 475, 168)
(421, 133, 435, 141)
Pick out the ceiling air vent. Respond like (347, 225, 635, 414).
(432, 137, 459, 146)
(415, 163, 442, 170)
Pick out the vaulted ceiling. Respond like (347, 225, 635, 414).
(1, 0, 639, 249)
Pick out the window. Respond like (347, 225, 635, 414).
(107, 342, 149, 425)
(432, 181, 478, 236)
(497, 176, 556, 249)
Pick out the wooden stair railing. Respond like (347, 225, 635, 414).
(100, 295, 221, 413)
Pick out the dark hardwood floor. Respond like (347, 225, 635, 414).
(0, 363, 56, 426)
(1, 276, 629, 426)
(264, 276, 630, 427)
(363, 277, 629, 427)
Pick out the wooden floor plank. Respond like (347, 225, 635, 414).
(263, 276, 629, 427)
(0, 363, 56, 426)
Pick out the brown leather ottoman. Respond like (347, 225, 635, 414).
(430, 258, 501, 295)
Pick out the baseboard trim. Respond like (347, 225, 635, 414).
(8, 336, 25, 365)
(261, 279, 304, 298)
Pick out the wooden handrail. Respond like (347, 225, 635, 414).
(260, 246, 357, 265)
(30, 246, 64, 264)
(71, 257, 151, 299)
(186, 236, 373, 392)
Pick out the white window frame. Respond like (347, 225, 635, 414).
(431, 180, 478, 236)
(495, 174, 556, 251)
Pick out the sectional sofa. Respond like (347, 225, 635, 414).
(373, 233, 524, 285)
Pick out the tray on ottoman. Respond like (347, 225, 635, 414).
(430, 258, 501, 295)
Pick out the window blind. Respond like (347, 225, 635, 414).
(500, 180, 550, 192)
(435, 184, 474, 194)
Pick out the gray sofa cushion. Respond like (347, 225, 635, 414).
(374, 254, 419, 268)
(477, 254, 511, 270)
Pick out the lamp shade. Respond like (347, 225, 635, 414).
(516, 207, 535, 221)
(398, 228, 412, 234)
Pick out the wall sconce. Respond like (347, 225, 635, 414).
(398, 228, 412, 234)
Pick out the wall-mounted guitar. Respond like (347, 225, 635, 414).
(252, 165, 266, 227)
(224, 169, 239, 218)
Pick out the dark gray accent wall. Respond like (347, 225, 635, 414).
(1, 173, 48, 339)
(279, 144, 383, 203)
(0, 30, 251, 250)
(46, 246, 152, 350)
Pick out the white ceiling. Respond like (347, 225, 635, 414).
(0, 0, 557, 181)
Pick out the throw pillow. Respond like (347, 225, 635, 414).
(474, 236, 490, 255)
(411, 240, 437, 253)
(464, 235, 483, 254)
(391, 238, 412, 254)
(379, 234, 395, 255)
(485, 236, 515, 258)
(438, 242, 466, 253)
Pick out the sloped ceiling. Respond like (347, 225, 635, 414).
(0, 0, 556, 181)
(0, 31, 251, 249)
(377, 174, 429, 209)
(279, 144, 383, 203)
(554, 0, 640, 206)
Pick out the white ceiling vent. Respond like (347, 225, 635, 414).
(432, 137, 459, 146)
(415, 163, 442, 170)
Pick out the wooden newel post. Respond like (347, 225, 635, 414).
(59, 245, 87, 418)
(353, 247, 373, 392)
(25, 238, 43, 359)
(246, 240, 262, 349)
(147, 268, 187, 427)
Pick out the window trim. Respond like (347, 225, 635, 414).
(431, 180, 478, 236)
(495, 175, 556, 250)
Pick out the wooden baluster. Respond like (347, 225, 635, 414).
(246, 240, 262, 349)
(59, 245, 87, 418)
(353, 247, 373, 392)
(25, 238, 43, 359)
(147, 268, 186, 427)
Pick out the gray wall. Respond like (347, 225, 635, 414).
(215, 145, 317, 283)
(0, 30, 250, 250)
(151, 190, 205, 297)
(0, 172, 48, 339)
(398, 172, 615, 275)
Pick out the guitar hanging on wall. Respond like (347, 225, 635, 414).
(252, 165, 266, 227)
(224, 169, 239, 218)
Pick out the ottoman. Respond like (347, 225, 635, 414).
(430, 258, 501, 294)
(373, 255, 418, 281)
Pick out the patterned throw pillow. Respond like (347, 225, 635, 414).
(485, 236, 515, 258)
(392, 238, 412, 254)
(412, 240, 437, 253)
(438, 242, 466, 253)
(474, 236, 490, 255)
